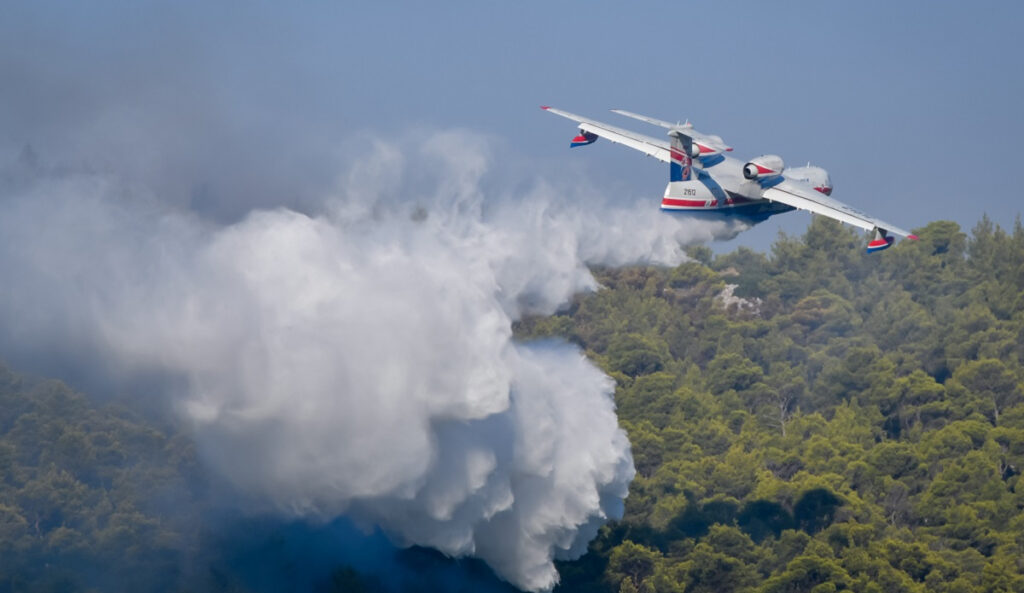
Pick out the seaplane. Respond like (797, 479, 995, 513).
(541, 106, 917, 252)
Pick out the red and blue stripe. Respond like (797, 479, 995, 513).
(570, 132, 598, 148)
(866, 236, 895, 253)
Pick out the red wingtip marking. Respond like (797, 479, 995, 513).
(908, 234, 919, 241)
(540, 105, 551, 110)
(725, 147, 733, 152)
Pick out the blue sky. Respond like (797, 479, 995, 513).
(3, 1, 1022, 251)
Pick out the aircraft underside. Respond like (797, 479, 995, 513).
(660, 174, 795, 225)
(660, 195, 795, 225)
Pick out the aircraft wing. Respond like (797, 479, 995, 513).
(763, 180, 917, 238)
(541, 106, 671, 162)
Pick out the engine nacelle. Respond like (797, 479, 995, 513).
(693, 133, 731, 156)
(785, 165, 833, 195)
(742, 154, 785, 180)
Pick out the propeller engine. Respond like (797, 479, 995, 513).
(693, 134, 730, 157)
(742, 154, 785, 180)
(785, 165, 833, 195)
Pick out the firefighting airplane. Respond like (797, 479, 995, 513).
(541, 106, 917, 252)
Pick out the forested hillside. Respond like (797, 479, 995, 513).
(522, 216, 1024, 593)
(0, 366, 206, 591)
(2, 216, 1024, 592)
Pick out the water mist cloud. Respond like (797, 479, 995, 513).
(0, 132, 738, 591)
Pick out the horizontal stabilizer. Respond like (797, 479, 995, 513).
(612, 109, 732, 154)
(611, 109, 686, 130)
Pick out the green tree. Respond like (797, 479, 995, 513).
(606, 541, 661, 592)
(949, 358, 1022, 424)
(607, 333, 671, 377)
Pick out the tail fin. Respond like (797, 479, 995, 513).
(669, 131, 694, 182)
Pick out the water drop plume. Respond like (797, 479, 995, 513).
(0, 131, 739, 590)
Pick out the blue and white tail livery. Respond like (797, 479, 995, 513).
(668, 131, 694, 182)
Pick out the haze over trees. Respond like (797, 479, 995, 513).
(3, 215, 1024, 591)
(523, 215, 1024, 593)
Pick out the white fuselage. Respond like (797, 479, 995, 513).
(661, 154, 790, 218)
